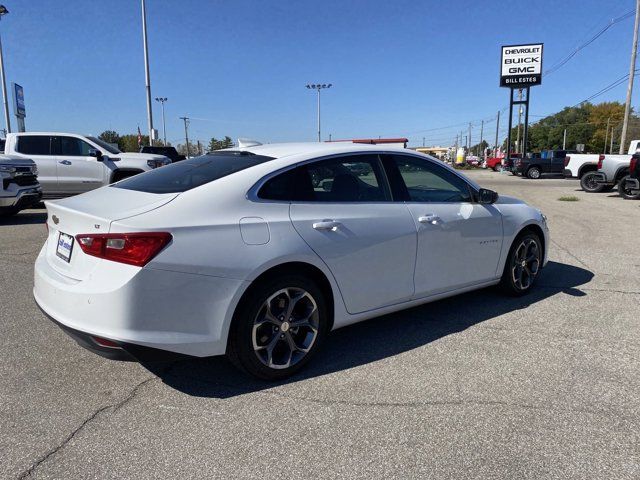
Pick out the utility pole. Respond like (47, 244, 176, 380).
(610, 124, 615, 153)
(141, 0, 154, 146)
(180, 116, 190, 158)
(479, 119, 484, 158)
(494, 110, 500, 156)
(604, 117, 610, 154)
(621, 0, 640, 154)
(468, 123, 472, 151)
(563, 129, 567, 150)
(422, 136, 425, 147)
(0, 6, 11, 134)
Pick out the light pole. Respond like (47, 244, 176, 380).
(0, 5, 11, 134)
(141, 0, 154, 145)
(306, 83, 332, 142)
(155, 97, 167, 145)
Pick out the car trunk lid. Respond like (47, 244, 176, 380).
(44, 186, 178, 280)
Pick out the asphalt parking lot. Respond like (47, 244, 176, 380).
(1, 170, 639, 480)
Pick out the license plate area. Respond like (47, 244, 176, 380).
(56, 232, 74, 263)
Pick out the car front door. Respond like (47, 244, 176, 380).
(384, 154, 503, 297)
(287, 154, 417, 314)
(14, 135, 58, 195)
(53, 136, 105, 194)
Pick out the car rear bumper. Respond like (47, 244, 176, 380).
(563, 169, 574, 178)
(33, 244, 249, 359)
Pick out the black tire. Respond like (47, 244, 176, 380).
(618, 175, 640, 199)
(227, 274, 328, 381)
(499, 232, 543, 296)
(526, 166, 541, 179)
(492, 165, 502, 172)
(580, 172, 605, 193)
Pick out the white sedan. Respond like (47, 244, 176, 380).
(34, 143, 549, 380)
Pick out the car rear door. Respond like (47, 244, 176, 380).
(383, 154, 503, 297)
(53, 136, 105, 194)
(287, 154, 417, 314)
(14, 135, 58, 194)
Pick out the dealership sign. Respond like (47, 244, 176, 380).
(500, 43, 543, 88)
(12, 83, 25, 117)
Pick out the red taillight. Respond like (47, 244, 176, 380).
(92, 336, 121, 348)
(631, 156, 638, 173)
(597, 154, 604, 169)
(75, 232, 172, 267)
(564, 156, 571, 167)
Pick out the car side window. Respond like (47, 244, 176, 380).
(59, 136, 93, 156)
(16, 136, 51, 155)
(388, 155, 472, 203)
(303, 155, 388, 202)
(258, 155, 389, 202)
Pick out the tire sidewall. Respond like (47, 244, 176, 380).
(580, 172, 605, 193)
(618, 175, 640, 199)
(229, 275, 328, 380)
(501, 232, 542, 296)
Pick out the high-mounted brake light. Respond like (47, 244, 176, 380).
(75, 232, 172, 267)
(597, 154, 604, 170)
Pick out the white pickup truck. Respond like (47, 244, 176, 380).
(563, 140, 640, 191)
(4, 132, 171, 199)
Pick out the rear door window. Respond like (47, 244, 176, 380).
(16, 136, 52, 155)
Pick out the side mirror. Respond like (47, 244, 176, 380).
(89, 148, 103, 162)
(478, 188, 499, 204)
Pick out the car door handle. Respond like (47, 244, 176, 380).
(312, 220, 341, 231)
(418, 214, 441, 224)
(58, 160, 72, 165)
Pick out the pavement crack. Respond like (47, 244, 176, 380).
(550, 239, 591, 270)
(17, 377, 156, 479)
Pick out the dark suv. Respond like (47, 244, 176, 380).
(140, 146, 186, 163)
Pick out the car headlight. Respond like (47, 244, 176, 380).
(0, 165, 16, 174)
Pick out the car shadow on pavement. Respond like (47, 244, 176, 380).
(0, 210, 47, 226)
(143, 260, 593, 398)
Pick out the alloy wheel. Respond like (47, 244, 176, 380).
(252, 287, 320, 369)
(511, 238, 540, 290)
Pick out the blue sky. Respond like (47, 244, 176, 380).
(3, 0, 637, 147)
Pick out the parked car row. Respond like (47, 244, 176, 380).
(481, 141, 640, 201)
(0, 132, 173, 217)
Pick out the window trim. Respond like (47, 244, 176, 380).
(382, 153, 478, 203)
(251, 152, 394, 204)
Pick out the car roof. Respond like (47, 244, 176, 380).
(225, 142, 406, 159)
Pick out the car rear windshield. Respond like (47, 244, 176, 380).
(113, 153, 275, 193)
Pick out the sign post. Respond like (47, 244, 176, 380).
(11, 82, 25, 132)
(500, 43, 543, 161)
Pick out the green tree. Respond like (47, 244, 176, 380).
(118, 134, 149, 152)
(98, 130, 120, 145)
(208, 136, 234, 151)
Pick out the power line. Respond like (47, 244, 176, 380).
(545, 9, 635, 77)
(572, 69, 640, 106)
